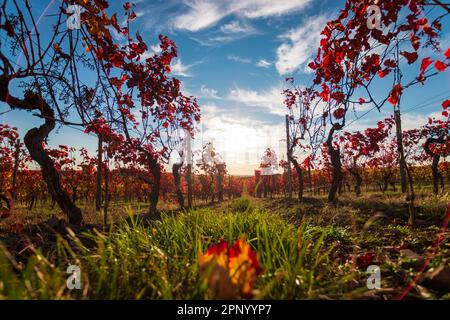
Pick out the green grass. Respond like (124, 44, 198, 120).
(228, 197, 254, 213)
(417, 193, 450, 220)
(0, 203, 366, 300)
(1, 192, 448, 300)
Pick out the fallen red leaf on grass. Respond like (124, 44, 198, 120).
(199, 239, 262, 299)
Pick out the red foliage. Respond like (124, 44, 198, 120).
(401, 51, 418, 64)
(356, 252, 375, 270)
(442, 100, 450, 110)
(333, 108, 345, 120)
(434, 60, 448, 72)
(388, 84, 403, 106)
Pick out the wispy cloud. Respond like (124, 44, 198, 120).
(136, 44, 164, 63)
(220, 20, 255, 34)
(237, 0, 312, 19)
(190, 20, 258, 47)
(150, 44, 162, 54)
(200, 85, 220, 99)
(275, 14, 328, 75)
(171, 59, 201, 77)
(227, 85, 285, 116)
(256, 59, 272, 68)
(173, 0, 312, 32)
(192, 33, 254, 46)
(173, 0, 224, 32)
(227, 55, 252, 64)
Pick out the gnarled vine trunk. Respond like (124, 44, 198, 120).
(348, 168, 362, 196)
(394, 110, 408, 194)
(172, 162, 184, 209)
(216, 165, 226, 202)
(0, 76, 83, 225)
(23, 103, 83, 225)
(381, 172, 393, 192)
(96, 134, 103, 211)
(424, 137, 445, 195)
(217, 174, 224, 202)
(148, 158, 161, 215)
(327, 127, 343, 204)
(431, 155, 442, 195)
(291, 158, 304, 201)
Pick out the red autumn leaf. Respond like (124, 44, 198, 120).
(445, 48, 450, 59)
(123, 2, 132, 10)
(308, 61, 317, 70)
(419, 57, 434, 77)
(199, 239, 262, 299)
(422, 24, 436, 37)
(417, 18, 428, 26)
(333, 108, 345, 119)
(356, 252, 375, 270)
(3, 20, 14, 37)
(388, 84, 402, 106)
(435, 60, 448, 72)
(378, 69, 390, 78)
(400, 51, 418, 64)
(0, 210, 11, 219)
(319, 83, 330, 102)
(443, 111, 449, 117)
(442, 100, 450, 110)
(119, 107, 130, 115)
(384, 59, 396, 68)
(206, 240, 228, 255)
(432, 19, 442, 31)
(410, 33, 420, 51)
(128, 11, 137, 20)
(162, 122, 169, 128)
(358, 98, 365, 105)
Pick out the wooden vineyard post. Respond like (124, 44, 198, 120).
(96, 134, 103, 212)
(394, 109, 408, 194)
(104, 158, 109, 228)
(186, 130, 193, 209)
(307, 164, 312, 194)
(285, 115, 292, 199)
(11, 139, 20, 200)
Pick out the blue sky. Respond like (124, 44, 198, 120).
(1, 0, 450, 175)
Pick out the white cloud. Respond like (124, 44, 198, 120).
(220, 20, 254, 34)
(173, 0, 311, 32)
(237, 0, 312, 19)
(150, 44, 162, 54)
(227, 85, 286, 116)
(119, 9, 146, 27)
(190, 18, 258, 47)
(275, 14, 328, 75)
(401, 111, 444, 131)
(227, 55, 252, 64)
(200, 85, 220, 99)
(256, 59, 272, 68)
(174, 0, 225, 32)
(137, 45, 163, 63)
(171, 59, 201, 77)
(111, 28, 126, 43)
(192, 34, 252, 46)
